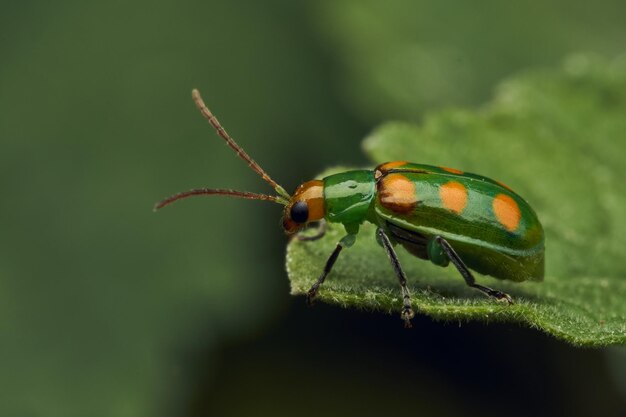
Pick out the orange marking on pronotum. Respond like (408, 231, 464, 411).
(440, 181, 468, 214)
(378, 173, 417, 214)
(493, 193, 521, 232)
(440, 166, 464, 175)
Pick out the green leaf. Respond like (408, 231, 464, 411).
(286, 55, 626, 346)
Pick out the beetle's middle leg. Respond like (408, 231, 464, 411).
(432, 236, 513, 304)
(376, 228, 415, 328)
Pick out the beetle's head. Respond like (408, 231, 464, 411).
(282, 180, 325, 235)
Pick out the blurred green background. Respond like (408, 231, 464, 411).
(1, 1, 625, 416)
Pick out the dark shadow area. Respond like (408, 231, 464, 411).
(186, 299, 625, 417)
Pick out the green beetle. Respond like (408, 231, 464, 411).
(157, 89, 545, 327)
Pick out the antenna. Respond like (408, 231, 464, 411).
(154, 188, 285, 211)
(191, 89, 289, 199)
(154, 90, 292, 211)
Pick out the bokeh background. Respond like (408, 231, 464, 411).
(1, 1, 625, 416)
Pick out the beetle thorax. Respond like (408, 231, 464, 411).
(323, 170, 376, 227)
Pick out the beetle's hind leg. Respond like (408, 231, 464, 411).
(432, 236, 513, 304)
(376, 228, 415, 328)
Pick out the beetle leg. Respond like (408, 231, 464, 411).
(306, 233, 356, 305)
(377, 228, 415, 328)
(295, 220, 327, 242)
(433, 236, 513, 304)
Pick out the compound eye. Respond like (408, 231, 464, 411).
(290, 201, 309, 224)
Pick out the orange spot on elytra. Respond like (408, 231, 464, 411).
(378, 161, 408, 172)
(493, 194, 521, 232)
(378, 173, 417, 214)
(440, 181, 468, 214)
(496, 180, 514, 192)
(441, 166, 464, 175)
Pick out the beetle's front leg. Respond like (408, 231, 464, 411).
(295, 220, 327, 242)
(306, 233, 356, 305)
(376, 228, 415, 328)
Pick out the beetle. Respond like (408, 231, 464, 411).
(156, 89, 545, 327)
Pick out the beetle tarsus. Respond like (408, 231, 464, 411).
(401, 307, 415, 328)
(471, 283, 514, 304)
(489, 290, 514, 304)
(306, 288, 319, 306)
